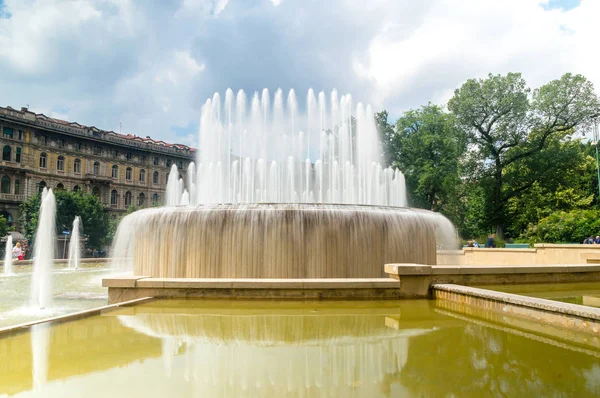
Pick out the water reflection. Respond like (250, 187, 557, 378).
(1, 299, 600, 397)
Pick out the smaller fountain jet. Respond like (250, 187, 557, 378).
(68, 216, 81, 270)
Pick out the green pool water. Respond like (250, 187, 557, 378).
(1, 298, 599, 397)
(482, 282, 600, 308)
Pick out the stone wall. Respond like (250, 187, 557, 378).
(437, 244, 600, 265)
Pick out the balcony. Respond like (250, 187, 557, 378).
(85, 173, 112, 184)
(0, 193, 25, 202)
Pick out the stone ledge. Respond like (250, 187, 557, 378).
(102, 275, 150, 288)
(385, 263, 600, 276)
(433, 283, 600, 321)
(103, 277, 399, 290)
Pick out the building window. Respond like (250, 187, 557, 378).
(153, 157, 159, 166)
(14, 179, 20, 195)
(2, 127, 13, 139)
(166, 159, 172, 167)
(111, 165, 119, 178)
(76, 143, 83, 151)
(58, 139, 65, 148)
(126, 152, 133, 160)
(125, 191, 132, 207)
(110, 190, 118, 205)
(39, 153, 47, 168)
(38, 181, 47, 194)
(139, 169, 146, 183)
(126, 167, 132, 181)
(18, 130, 23, 141)
(92, 186, 100, 196)
(56, 183, 65, 191)
(2, 145, 11, 161)
(112, 149, 119, 158)
(57, 155, 65, 171)
(15, 147, 21, 163)
(138, 192, 145, 206)
(74, 158, 81, 173)
(42, 136, 48, 146)
(93, 162, 100, 176)
(73, 185, 80, 192)
(152, 193, 159, 205)
(140, 154, 147, 162)
(1, 176, 10, 194)
(93, 146, 101, 155)
(153, 171, 159, 184)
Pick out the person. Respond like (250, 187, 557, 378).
(486, 234, 496, 248)
(467, 240, 474, 247)
(473, 241, 480, 248)
(584, 236, 595, 244)
(12, 242, 23, 261)
(594, 236, 600, 244)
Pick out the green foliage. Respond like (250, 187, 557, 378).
(20, 191, 110, 250)
(392, 104, 467, 213)
(447, 72, 600, 237)
(0, 215, 8, 239)
(525, 209, 600, 244)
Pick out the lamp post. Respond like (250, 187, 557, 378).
(595, 118, 600, 199)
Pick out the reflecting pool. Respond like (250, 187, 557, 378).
(482, 282, 600, 308)
(0, 263, 120, 328)
(1, 299, 600, 397)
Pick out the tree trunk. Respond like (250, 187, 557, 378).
(492, 157, 504, 240)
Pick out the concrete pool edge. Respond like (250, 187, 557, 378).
(102, 277, 403, 303)
(0, 296, 154, 337)
(433, 283, 600, 335)
(386, 263, 600, 297)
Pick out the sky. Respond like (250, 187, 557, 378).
(0, 0, 598, 147)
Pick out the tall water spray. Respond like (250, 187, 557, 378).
(68, 216, 81, 270)
(3, 235, 13, 275)
(31, 188, 56, 309)
(166, 88, 407, 207)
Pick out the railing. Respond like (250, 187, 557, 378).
(0, 193, 25, 201)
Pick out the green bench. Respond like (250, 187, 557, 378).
(505, 243, 530, 249)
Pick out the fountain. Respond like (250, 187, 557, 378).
(31, 188, 56, 309)
(68, 216, 81, 270)
(3, 235, 13, 275)
(111, 88, 457, 278)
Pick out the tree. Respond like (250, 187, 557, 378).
(504, 138, 595, 237)
(20, 190, 111, 250)
(391, 104, 467, 212)
(448, 73, 600, 237)
(0, 215, 8, 239)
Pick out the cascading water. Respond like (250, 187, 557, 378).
(3, 235, 13, 275)
(68, 216, 81, 270)
(112, 89, 458, 277)
(31, 188, 56, 309)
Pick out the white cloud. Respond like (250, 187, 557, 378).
(0, 0, 597, 145)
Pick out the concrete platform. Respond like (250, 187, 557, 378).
(386, 263, 600, 298)
(102, 277, 402, 303)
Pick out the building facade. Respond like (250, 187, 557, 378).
(0, 105, 195, 231)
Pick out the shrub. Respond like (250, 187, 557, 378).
(524, 209, 600, 244)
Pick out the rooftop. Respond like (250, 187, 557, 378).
(0, 105, 196, 156)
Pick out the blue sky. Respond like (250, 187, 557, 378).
(0, 0, 598, 148)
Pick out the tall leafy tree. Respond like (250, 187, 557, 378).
(20, 191, 111, 250)
(448, 72, 600, 237)
(392, 104, 467, 213)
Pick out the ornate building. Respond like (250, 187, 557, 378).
(0, 105, 195, 231)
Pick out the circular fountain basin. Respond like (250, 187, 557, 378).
(112, 203, 455, 279)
